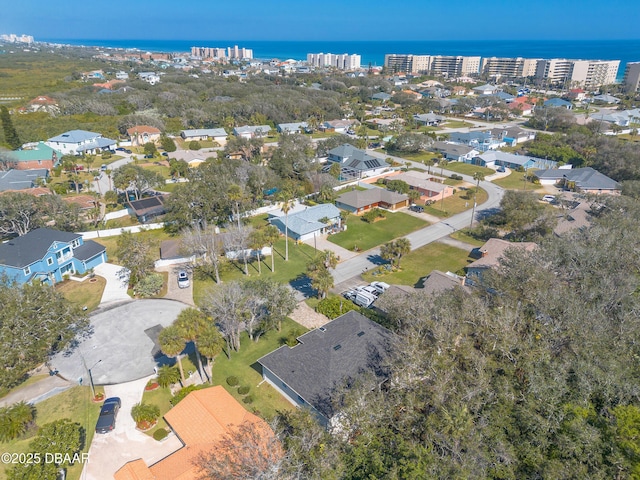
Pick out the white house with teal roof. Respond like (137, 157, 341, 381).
(0, 228, 107, 285)
(45, 130, 116, 156)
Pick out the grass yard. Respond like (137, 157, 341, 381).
(449, 230, 487, 247)
(363, 242, 473, 286)
(0, 386, 100, 480)
(491, 170, 538, 190)
(208, 317, 304, 419)
(93, 228, 176, 263)
(140, 385, 175, 437)
(421, 186, 488, 218)
(440, 119, 475, 129)
(56, 276, 106, 312)
(328, 212, 428, 252)
(441, 162, 494, 177)
(193, 237, 317, 306)
(391, 151, 441, 163)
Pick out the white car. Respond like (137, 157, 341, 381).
(177, 271, 190, 289)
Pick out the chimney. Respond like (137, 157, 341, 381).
(481, 249, 488, 258)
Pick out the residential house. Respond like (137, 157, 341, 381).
(233, 125, 272, 139)
(413, 113, 445, 126)
(325, 144, 389, 180)
(472, 151, 557, 170)
(25, 95, 59, 114)
(138, 72, 160, 85)
(258, 311, 393, 426)
(0, 168, 49, 192)
(115, 71, 129, 80)
(489, 126, 536, 145)
(452, 86, 468, 95)
(553, 200, 592, 236)
(466, 238, 537, 285)
(268, 203, 341, 242)
(126, 126, 161, 147)
(543, 98, 573, 109)
(509, 101, 534, 116)
(5, 142, 62, 170)
(390, 170, 454, 201)
(367, 117, 405, 131)
(371, 92, 392, 102)
(566, 89, 586, 102)
(0, 227, 107, 285)
(114, 387, 275, 480)
(472, 84, 500, 95)
(45, 130, 116, 156)
(590, 111, 632, 127)
(335, 187, 409, 214)
(277, 122, 308, 134)
(127, 196, 167, 223)
(180, 128, 228, 145)
(592, 94, 620, 104)
(320, 119, 356, 133)
(448, 131, 502, 152)
(534, 167, 621, 195)
(430, 141, 479, 162)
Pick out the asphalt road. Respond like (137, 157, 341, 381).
(331, 157, 504, 286)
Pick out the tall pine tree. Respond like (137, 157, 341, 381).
(0, 106, 21, 150)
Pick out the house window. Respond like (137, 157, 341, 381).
(24, 266, 31, 276)
(47, 257, 54, 266)
(72, 239, 80, 248)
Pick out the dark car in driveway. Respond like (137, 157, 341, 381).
(95, 397, 121, 434)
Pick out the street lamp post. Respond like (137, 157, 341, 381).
(87, 359, 102, 399)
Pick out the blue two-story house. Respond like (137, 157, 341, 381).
(0, 228, 107, 285)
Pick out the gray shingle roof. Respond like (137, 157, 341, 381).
(181, 128, 227, 138)
(0, 228, 81, 268)
(72, 240, 106, 262)
(270, 204, 340, 237)
(47, 130, 101, 143)
(328, 144, 388, 171)
(0, 169, 49, 192)
(534, 167, 621, 191)
(336, 187, 408, 209)
(258, 311, 393, 418)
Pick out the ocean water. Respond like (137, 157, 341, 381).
(41, 38, 640, 77)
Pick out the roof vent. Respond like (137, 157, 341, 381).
(357, 331, 365, 337)
(333, 344, 342, 351)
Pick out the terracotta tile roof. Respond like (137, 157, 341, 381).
(115, 386, 272, 480)
(114, 459, 156, 480)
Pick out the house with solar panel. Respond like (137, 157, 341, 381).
(45, 130, 117, 156)
(325, 144, 390, 181)
(0, 228, 107, 285)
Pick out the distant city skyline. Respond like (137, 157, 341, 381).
(2, 0, 639, 42)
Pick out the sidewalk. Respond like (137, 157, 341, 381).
(303, 233, 358, 262)
(0, 367, 72, 408)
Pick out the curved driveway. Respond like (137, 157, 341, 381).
(51, 299, 189, 386)
(331, 154, 504, 286)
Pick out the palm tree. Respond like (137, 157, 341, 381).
(440, 159, 449, 177)
(131, 402, 160, 428)
(198, 325, 225, 383)
(311, 267, 334, 299)
(470, 171, 485, 228)
(263, 225, 280, 273)
(277, 187, 296, 261)
(394, 238, 411, 269)
(156, 365, 180, 388)
(249, 229, 266, 275)
(227, 184, 244, 228)
(423, 158, 434, 174)
(158, 325, 186, 383)
(174, 308, 208, 381)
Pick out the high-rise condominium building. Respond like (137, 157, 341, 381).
(307, 53, 361, 70)
(536, 59, 619, 89)
(481, 57, 540, 78)
(429, 55, 481, 77)
(384, 54, 430, 74)
(623, 62, 640, 93)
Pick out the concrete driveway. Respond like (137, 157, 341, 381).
(51, 299, 189, 386)
(82, 376, 183, 480)
(94, 262, 131, 304)
(156, 264, 195, 306)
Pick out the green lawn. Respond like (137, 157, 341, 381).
(56, 276, 106, 312)
(390, 151, 441, 163)
(208, 318, 304, 419)
(440, 120, 474, 129)
(193, 237, 317, 306)
(441, 162, 494, 177)
(0, 386, 99, 480)
(93, 228, 176, 263)
(491, 170, 536, 190)
(328, 212, 428, 252)
(140, 385, 175, 436)
(363, 242, 473, 286)
(449, 230, 487, 247)
(421, 187, 488, 218)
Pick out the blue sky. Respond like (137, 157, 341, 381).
(2, 0, 639, 41)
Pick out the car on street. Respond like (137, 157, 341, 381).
(95, 397, 121, 434)
(144, 154, 154, 159)
(161, 152, 169, 157)
(409, 204, 424, 213)
(177, 270, 190, 288)
(116, 147, 126, 152)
